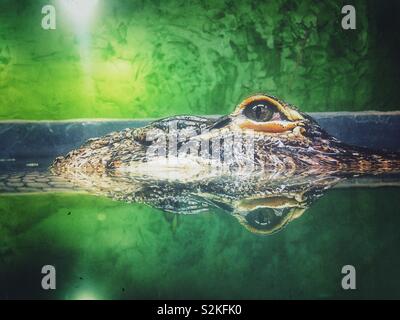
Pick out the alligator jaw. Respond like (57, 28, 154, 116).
(323, 142, 400, 176)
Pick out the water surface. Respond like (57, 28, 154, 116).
(1, 187, 399, 299)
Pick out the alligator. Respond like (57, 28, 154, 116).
(52, 94, 400, 176)
(1, 94, 400, 235)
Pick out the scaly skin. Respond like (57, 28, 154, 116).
(51, 94, 400, 176)
(2, 94, 400, 235)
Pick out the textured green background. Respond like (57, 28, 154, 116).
(1, 1, 400, 299)
(0, 0, 399, 120)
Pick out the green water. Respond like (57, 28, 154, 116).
(1, 187, 400, 299)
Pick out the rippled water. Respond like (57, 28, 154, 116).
(1, 117, 400, 299)
(1, 186, 400, 299)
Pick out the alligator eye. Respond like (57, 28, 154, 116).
(244, 208, 291, 233)
(243, 100, 281, 122)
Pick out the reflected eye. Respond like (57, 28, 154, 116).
(244, 208, 291, 233)
(243, 100, 282, 122)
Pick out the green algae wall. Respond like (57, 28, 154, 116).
(0, 0, 399, 120)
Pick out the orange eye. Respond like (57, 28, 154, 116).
(243, 100, 286, 122)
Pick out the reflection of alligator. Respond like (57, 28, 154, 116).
(1, 170, 399, 235)
(1, 95, 400, 235)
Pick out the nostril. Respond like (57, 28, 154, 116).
(132, 127, 158, 146)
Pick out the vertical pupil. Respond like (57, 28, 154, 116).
(254, 105, 262, 119)
(244, 101, 278, 122)
(257, 211, 265, 223)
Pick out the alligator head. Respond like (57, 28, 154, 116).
(34, 94, 398, 235)
(52, 94, 400, 177)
